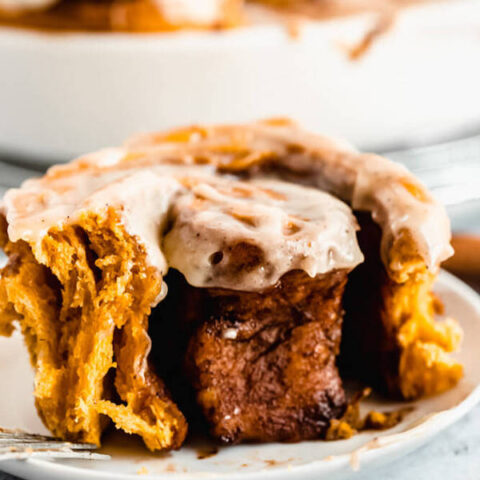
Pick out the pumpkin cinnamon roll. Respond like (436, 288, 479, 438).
(0, 0, 420, 32)
(0, 119, 462, 451)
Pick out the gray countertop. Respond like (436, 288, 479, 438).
(354, 403, 480, 480)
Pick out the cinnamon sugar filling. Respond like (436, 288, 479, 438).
(150, 268, 348, 444)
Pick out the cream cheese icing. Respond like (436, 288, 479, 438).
(154, 0, 228, 24)
(1, 158, 363, 296)
(1, 120, 452, 298)
(164, 176, 363, 289)
(126, 119, 453, 275)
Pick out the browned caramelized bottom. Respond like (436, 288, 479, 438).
(151, 269, 348, 444)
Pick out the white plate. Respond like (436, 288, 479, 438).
(1, 270, 480, 480)
(0, 0, 480, 164)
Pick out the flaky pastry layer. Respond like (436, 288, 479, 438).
(0, 211, 187, 449)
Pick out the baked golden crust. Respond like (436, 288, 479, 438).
(0, 209, 187, 449)
(341, 213, 462, 399)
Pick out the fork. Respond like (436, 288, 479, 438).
(0, 428, 110, 461)
(385, 133, 480, 207)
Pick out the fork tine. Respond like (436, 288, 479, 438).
(0, 427, 110, 462)
(0, 428, 65, 440)
(0, 428, 97, 449)
(0, 451, 110, 461)
(0, 432, 53, 440)
(0, 439, 98, 449)
(0, 441, 97, 450)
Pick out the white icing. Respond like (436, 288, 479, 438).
(126, 120, 452, 274)
(164, 176, 363, 289)
(153, 0, 226, 24)
(2, 159, 363, 296)
(350, 153, 452, 273)
(1, 120, 452, 300)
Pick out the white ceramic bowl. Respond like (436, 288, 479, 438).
(0, 0, 479, 164)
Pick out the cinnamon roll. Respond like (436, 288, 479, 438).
(0, 119, 462, 451)
(0, 0, 417, 32)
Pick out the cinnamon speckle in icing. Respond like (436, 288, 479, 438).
(164, 176, 363, 289)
